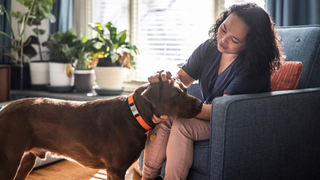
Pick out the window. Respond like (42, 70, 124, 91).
(88, 0, 264, 81)
(91, 0, 130, 34)
(89, 0, 217, 81)
(224, 0, 265, 9)
(133, 0, 215, 80)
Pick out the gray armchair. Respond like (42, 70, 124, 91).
(139, 25, 320, 180)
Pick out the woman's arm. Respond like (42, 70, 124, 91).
(176, 69, 195, 88)
(195, 94, 229, 121)
(195, 104, 211, 120)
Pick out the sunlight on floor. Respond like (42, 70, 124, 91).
(89, 169, 136, 180)
(90, 170, 107, 180)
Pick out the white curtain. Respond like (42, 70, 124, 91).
(72, 0, 93, 39)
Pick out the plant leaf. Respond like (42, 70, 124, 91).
(109, 51, 117, 62)
(66, 63, 73, 77)
(0, 5, 6, 15)
(105, 22, 117, 44)
(23, 35, 39, 46)
(117, 30, 127, 45)
(21, 43, 37, 58)
(47, 12, 56, 23)
(33, 28, 46, 35)
(82, 34, 87, 43)
(10, 11, 25, 19)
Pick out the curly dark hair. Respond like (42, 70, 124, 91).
(208, 3, 284, 78)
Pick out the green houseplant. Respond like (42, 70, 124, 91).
(0, 0, 56, 89)
(89, 22, 139, 68)
(13, 0, 56, 89)
(63, 35, 97, 93)
(10, 0, 56, 61)
(43, 29, 78, 88)
(0, 1, 35, 89)
(89, 22, 139, 91)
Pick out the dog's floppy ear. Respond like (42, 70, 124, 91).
(141, 83, 161, 107)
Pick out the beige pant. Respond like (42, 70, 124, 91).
(142, 117, 210, 180)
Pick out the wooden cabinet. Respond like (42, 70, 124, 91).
(0, 65, 10, 102)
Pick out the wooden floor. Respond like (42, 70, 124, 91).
(26, 160, 142, 180)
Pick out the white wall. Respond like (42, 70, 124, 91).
(11, 0, 50, 61)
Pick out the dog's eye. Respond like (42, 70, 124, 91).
(172, 89, 182, 98)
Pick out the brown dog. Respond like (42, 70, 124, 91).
(0, 80, 202, 180)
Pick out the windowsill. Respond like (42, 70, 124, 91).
(9, 80, 148, 102)
(123, 80, 148, 92)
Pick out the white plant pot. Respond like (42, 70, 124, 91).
(29, 61, 50, 85)
(94, 67, 125, 90)
(49, 62, 74, 86)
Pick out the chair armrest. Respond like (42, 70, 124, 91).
(209, 88, 320, 180)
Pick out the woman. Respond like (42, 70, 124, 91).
(142, 3, 284, 180)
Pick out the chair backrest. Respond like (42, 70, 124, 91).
(277, 25, 320, 89)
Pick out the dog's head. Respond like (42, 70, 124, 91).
(141, 80, 203, 118)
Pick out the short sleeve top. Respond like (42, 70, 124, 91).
(182, 39, 271, 104)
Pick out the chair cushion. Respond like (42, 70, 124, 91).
(276, 25, 320, 89)
(271, 61, 303, 91)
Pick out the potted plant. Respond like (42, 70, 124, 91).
(43, 29, 77, 89)
(89, 22, 139, 91)
(0, 1, 36, 89)
(16, 0, 56, 89)
(64, 35, 96, 93)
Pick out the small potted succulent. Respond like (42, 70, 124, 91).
(89, 22, 139, 91)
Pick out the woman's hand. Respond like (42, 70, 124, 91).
(147, 69, 195, 124)
(148, 70, 174, 83)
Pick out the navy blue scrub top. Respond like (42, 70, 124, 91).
(182, 39, 271, 104)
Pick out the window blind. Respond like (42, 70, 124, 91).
(134, 0, 214, 80)
(91, 0, 130, 35)
(89, 0, 216, 81)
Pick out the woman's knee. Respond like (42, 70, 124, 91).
(171, 118, 193, 139)
(171, 118, 210, 141)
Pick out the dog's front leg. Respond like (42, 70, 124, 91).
(0, 151, 24, 180)
(14, 152, 37, 180)
(106, 167, 126, 180)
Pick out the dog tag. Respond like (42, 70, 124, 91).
(150, 134, 157, 141)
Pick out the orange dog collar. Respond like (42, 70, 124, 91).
(128, 94, 152, 134)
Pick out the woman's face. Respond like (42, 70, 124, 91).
(217, 13, 249, 55)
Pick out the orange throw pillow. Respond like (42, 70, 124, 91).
(271, 61, 303, 91)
